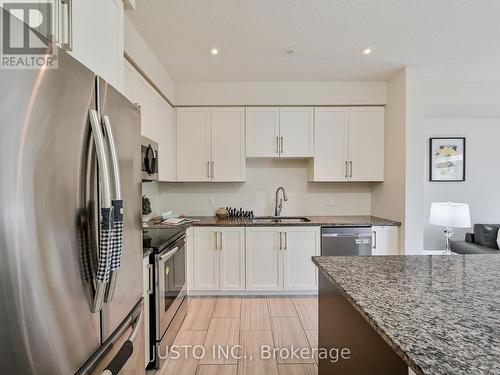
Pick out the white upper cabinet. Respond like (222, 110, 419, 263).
(246, 107, 313, 158)
(211, 108, 246, 182)
(177, 108, 211, 181)
(122, 60, 134, 102)
(132, 73, 153, 139)
(310, 106, 385, 182)
(311, 108, 349, 181)
(70, 0, 124, 89)
(348, 107, 385, 181)
(124, 60, 176, 180)
(279, 107, 314, 157)
(8, 0, 124, 88)
(152, 91, 176, 181)
(177, 107, 245, 182)
(246, 108, 280, 157)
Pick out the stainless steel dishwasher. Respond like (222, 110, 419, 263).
(321, 227, 372, 256)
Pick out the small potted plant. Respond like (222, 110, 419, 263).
(142, 195, 152, 226)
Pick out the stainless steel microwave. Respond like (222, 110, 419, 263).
(141, 136, 158, 181)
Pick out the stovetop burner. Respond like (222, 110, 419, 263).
(143, 226, 186, 253)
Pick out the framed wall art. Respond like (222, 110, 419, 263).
(429, 137, 466, 182)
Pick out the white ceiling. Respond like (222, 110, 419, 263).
(127, 0, 500, 82)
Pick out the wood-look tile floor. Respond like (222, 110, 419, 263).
(158, 296, 318, 375)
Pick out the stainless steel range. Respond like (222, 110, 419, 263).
(143, 227, 188, 369)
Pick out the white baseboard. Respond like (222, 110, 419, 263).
(188, 290, 318, 296)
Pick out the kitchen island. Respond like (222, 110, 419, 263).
(313, 255, 500, 375)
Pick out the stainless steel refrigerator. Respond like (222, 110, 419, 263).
(0, 9, 144, 374)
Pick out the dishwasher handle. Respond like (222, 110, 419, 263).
(321, 233, 367, 238)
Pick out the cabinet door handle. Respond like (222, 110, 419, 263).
(349, 161, 353, 178)
(207, 161, 211, 179)
(276, 136, 280, 154)
(215, 231, 219, 250)
(219, 232, 223, 251)
(279, 232, 282, 250)
(211, 161, 215, 179)
(280, 137, 284, 155)
(345, 161, 348, 178)
(284, 232, 288, 250)
(372, 231, 377, 249)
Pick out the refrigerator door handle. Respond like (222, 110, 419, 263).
(102, 115, 121, 199)
(89, 109, 113, 312)
(102, 114, 123, 303)
(100, 307, 143, 375)
(76, 300, 143, 375)
(60, 0, 73, 51)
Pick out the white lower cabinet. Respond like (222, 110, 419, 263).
(245, 226, 320, 292)
(245, 228, 283, 291)
(193, 227, 219, 291)
(191, 226, 321, 293)
(372, 226, 399, 255)
(283, 227, 320, 291)
(219, 228, 246, 290)
(192, 227, 245, 291)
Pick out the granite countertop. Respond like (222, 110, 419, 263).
(144, 215, 400, 229)
(312, 255, 500, 375)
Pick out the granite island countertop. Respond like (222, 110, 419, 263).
(144, 215, 400, 229)
(312, 255, 500, 375)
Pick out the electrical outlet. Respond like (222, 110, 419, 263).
(208, 197, 215, 210)
(326, 196, 336, 206)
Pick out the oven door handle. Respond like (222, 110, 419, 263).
(159, 246, 179, 262)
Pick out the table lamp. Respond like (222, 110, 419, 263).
(429, 202, 471, 254)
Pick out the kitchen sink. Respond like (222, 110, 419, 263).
(251, 216, 311, 224)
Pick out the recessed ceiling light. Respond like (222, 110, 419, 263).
(362, 48, 373, 55)
(210, 47, 220, 56)
(283, 47, 296, 56)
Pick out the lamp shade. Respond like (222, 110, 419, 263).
(429, 202, 471, 228)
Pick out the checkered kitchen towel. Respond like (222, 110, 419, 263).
(110, 199, 124, 271)
(78, 209, 95, 282)
(96, 207, 114, 283)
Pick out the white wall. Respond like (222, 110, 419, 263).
(371, 69, 406, 251)
(423, 82, 500, 249)
(404, 67, 425, 254)
(157, 159, 372, 216)
(124, 14, 176, 101)
(175, 81, 387, 106)
(371, 67, 425, 254)
(425, 81, 500, 118)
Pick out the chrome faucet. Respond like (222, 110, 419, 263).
(274, 187, 288, 216)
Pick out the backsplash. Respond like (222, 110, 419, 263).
(154, 159, 372, 217)
(142, 181, 161, 219)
